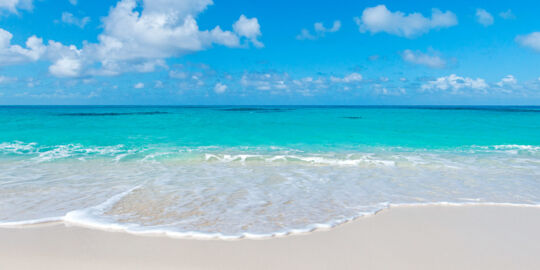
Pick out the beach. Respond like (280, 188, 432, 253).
(2, 204, 539, 270)
(2, 0, 540, 267)
(1, 106, 539, 269)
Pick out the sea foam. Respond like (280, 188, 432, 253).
(1, 145, 539, 239)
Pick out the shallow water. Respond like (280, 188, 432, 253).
(1, 106, 539, 238)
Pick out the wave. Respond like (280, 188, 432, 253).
(2, 198, 539, 240)
(2, 141, 539, 165)
(469, 145, 540, 155)
(0, 141, 132, 162)
(1, 146, 539, 240)
(492, 145, 540, 151)
(204, 154, 397, 166)
(0, 141, 38, 154)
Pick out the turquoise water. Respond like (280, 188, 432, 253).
(2, 106, 540, 150)
(1, 106, 539, 238)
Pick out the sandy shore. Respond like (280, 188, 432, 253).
(1, 205, 539, 270)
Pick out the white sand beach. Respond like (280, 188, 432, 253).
(1, 205, 539, 270)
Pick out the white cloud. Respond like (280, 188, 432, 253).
(373, 85, 406, 96)
(0, 0, 32, 14)
(0, 28, 45, 65)
(315, 20, 341, 33)
(82, 0, 262, 75)
(61, 12, 91, 28)
(296, 29, 315, 40)
(68, 0, 77, 5)
(233, 14, 263, 48)
(475, 9, 494, 26)
(0, 75, 16, 83)
(354, 5, 457, 38)
(169, 70, 187, 79)
(231, 73, 329, 96)
(499, 10, 515, 20)
(134, 82, 144, 89)
(214, 82, 227, 93)
(516, 32, 540, 52)
(402, 49, 446, 68)
(89, 0, 229, 60)
(154, 80, 163, 88)
(297, 20, 341, 40)
(142, 0, 212, 19)
(330, 73, 363, 83)
(44, 40, 83, 77)
(0, 0, 263, 78)
(241, 72, 293, 91)
(421, 74, 488, 92)
(26, 78, 37, 87)
(496, 75, 517, 87)
(49, 57, 82, 77)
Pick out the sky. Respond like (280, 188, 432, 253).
(0, 0, 540, 105)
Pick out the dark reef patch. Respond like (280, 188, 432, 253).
(216, 108, 296, 112)
(414, 106, 540, 113)
(58, 111, 170, 116)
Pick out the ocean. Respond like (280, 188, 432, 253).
(1, 106, 539, 238)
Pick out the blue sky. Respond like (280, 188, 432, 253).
(1, 0, 540, 105)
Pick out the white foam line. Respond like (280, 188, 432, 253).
(388, 201, 540, 209)
(62, 185, 142, 230)
(2, 201, 540, 240)
(0, 216, 63, 228)
(67, 201, 540, 240)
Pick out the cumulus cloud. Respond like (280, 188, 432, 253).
(166, 63, 216, 91)
(373, 84, 406, 96)
(43, 40, 83, 77)
(49, 56, 82, 77)
(133, 82, 144, 89)
(84, 0, 262, 75)
(402, 49, 446, 68)
(86, 0, 233, 64)
(330, 73, 363, 83)
(237, 72, 333, 96)
(233, 14, 263, 48)
(214, 82, 227, 93)
(499, 9, 515, 20)
(0, 0, 32, 14)
(421, 74, 488, 92)
(241, 72, 291, 91)
(496, 75, 517, 87)
(61, 12, 91, 28)
(0, 0, 263, 78)
(0, 28, 45, 65)
(475, 9, 494, 26)
(315, 21, 341, 33)
(296, 29, 315, 40)
(68, 0, 77, 5)
(516, 32, 540, 52)
(169, 70, 187, 79)
(354, 5, 457, 38)
(297, 20, 341, 40)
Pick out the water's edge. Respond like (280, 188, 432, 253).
(2, 202, 539, 241)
